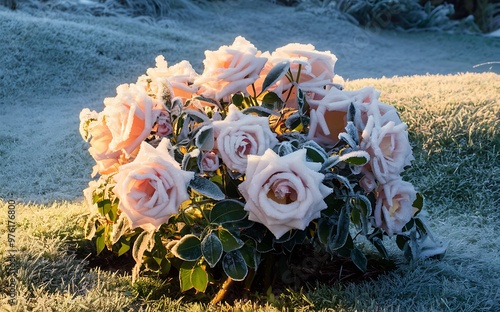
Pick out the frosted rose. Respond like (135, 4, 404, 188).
(113, 139, 194, 231)
(103, 83, 161, 157)
(359, 168, 377, 193)
(374, 178, 418, 236)
(194, 36, 267, 101)
(238, 149, 332, 239)
(82, 112, 126, 175)
(200, 151, 219, 172)
(254, 43, 337, 108)
(154, 111, 173, 137)
(137, 55, 199, 101)
(360, 116, 414, 184)
(213, 104, 278, 173)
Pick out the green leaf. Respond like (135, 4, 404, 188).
(239, 243, 259, 268)
(329, 204, 350, 250)
(201, 232, 223, 268)
(195, 125, 214, 151)
(189, 175, 225, 200)
(297, 88, 308, 114)
(97, 199, 112, 217)
(370, 236, 389, 259)
(242, 106, 280, 117)
(171, 234, 202, 261)
(210, 199, 247, 224)
(285, 112, 301, 130)
(179, 261, 195, 292)
(218, 228, 245, 252)
(232, 93, 244, 106)
(261, 60, 290, 94)
(339, 151, 370, 166)
(117, 238, 131, 257)
(317, 217, 335, 245)
(222, 250, 248, 281)
(396, 235, 409, 251)
(261, 91, 283, 111)
(191, 265, 209, 292)
(132, 230, 155, 262)
(413, 192, 424, 214)
(304, 143, 327, 163)
(95, 226, 106, 256)
(351, 248, 367, 272)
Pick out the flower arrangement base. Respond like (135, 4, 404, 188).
(79, 36, 446, 305)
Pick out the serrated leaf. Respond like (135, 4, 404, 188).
(210, 199, 247, 224)
(305, 145, 327, 163)
(317, 217, 335, 245)
(84, 214, 99, 239)
(179, 261, 195, 292)
(191, 265, 208, 292)
(111, 213, 131, 245)
(117, 238, 131, 257)
(132, 230, 155, 262)
(95, 231, 105, 255)
(171, 234, 202, 261)
(261, 60, 290, 94)
(189, 175, 225, 200)
(195, 125, 214, 151)
(222, 250, 248, 281)
(201, 232, 223, 268)
(351, 248, 367, 272)
(218, 228, 245, 252)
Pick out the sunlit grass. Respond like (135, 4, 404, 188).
(1, 73, 499, 311)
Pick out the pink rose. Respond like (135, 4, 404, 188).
(360, 116, 414, 184)
(81, 111, 124, 175)
(374, 178, 418, 236)
(194, 36, 267, 101)
(103, 83, 161, 157)
(200, 151, 220, 172)
(113, 139, 194, 231)
(213, 104, 278, 173)
(238, 149, 332, 239)
(254, 43, 337, 108)
(154, 111, 173, 137)
(137, 55, 199, 101)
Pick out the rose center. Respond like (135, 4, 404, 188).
(267, 180, 298, 205)
(236, 138, 252, 157)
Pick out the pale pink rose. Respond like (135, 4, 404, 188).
(253, 43, 337, 108)
(194, 36, 268, 101)
(200, 151, 219, 172)
(137, 55, 199, 101)
(213, 104, 278, 173)
(359, 167, 377, 193)
(154, 111, 173, 137)
(238, 149, 333, 239)
(113, 139, 194, 231)
(79, 108, 99, 141)
(103, 83, 161, 157)
(374, 178, 418, 236)
(360, 116, 414, 184)
(82, 112, 125, 175)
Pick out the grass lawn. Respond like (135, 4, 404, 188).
(1, 72, 499, 311)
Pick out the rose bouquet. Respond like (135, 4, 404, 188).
(79, 36, 445, 302)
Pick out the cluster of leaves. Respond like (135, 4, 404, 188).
(84, 60, 438, 300)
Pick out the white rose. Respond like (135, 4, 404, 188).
(113, 139, 194, 231)
(374, 178, 418, 236)
(238, 149, 333, 239)
(194, 36, 267, 101)
(213, 104, 278, 173)
(360, 115, 414, 184)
